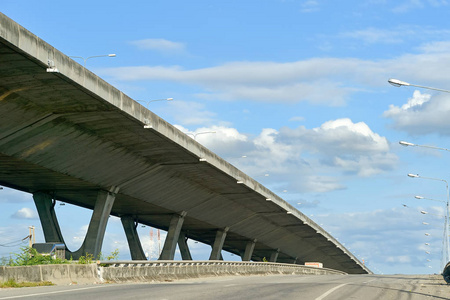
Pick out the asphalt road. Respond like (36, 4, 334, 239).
(1, 274, 449, 300)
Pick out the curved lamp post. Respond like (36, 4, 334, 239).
(408, 173, 450, 272)
(388, 79, 450, 94)
(415, 195, 445, 203)
(402, 136, 450, 278)
(396, 80, 450, 276)
(137, 98, 173, 107)
(399, 141, 450, 152)
(70, 54, 116, 67)
(421, 210, 445, 218)
(186, 131, 216, 140)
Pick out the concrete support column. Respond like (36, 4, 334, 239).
(75, 186, 119, 259)
(121, 216, 147, 260)
(242, 239, 257, 261)
(33, 192, 65, 243)
(159, 211, 187, 260)
(177, 232, 192, 260)
(269, 248, 280, 262)
(209, 227, 229, 260)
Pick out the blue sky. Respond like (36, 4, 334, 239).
(2, 0, 450, 274)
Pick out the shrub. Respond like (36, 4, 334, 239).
(8, 247, 68, 266)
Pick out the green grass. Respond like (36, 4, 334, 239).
(0, 278, 54, 288)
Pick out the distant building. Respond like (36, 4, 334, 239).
(32, 243, 66, 260)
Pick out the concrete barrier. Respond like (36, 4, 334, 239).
(0, 264, 98, 285)
(98, 261, 346, 283)
(0, 261, 346, 285)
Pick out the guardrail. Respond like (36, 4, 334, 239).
(97, 260, 347, 283)
(0, 261, 347, 285)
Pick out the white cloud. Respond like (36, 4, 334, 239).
(314, 205, 444, 273)
(192, 118, 396, 193)
(176, 125, 250, 154)
(11, 207, 37, 219)
(313, 118, 389, 153)
(101, 59, 367, 106)
(289, 116, 305, 122)
(278, 118, 395, 177)
(167, 101, 218, 126)
(300, 0, 320, 13)
(392, 0, 448, 13)
(392, 0, 424, 13)
(101, 41, 450, 106)
(130, 39, 186, 54)
(340, 27, 403, 44)
(384, 91, 450, 135)
(418, 41, 450, 53)
(0, 188, 31, 203)
(385, 255, 411, 263)
(0, 224, 35, 253)
(339, 25, 450, 47)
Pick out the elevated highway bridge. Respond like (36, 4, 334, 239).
(0, 13, 369, 274)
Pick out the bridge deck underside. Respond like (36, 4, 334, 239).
(0, 16, 368, 274)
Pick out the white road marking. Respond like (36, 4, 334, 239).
(0, 285, 110, 299)
(363, 279, 377, 284)
(315, 283, 348, 300)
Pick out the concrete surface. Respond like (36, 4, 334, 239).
(98, 261, 345, 283)
(0, 262, 344, 285)
(0, 264, 98, 285)
(0, 12, 368, 274)
(1, 274, 449, 300)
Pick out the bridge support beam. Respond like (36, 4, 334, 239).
(34, 187, 119, 260)
(75, 186, 119, 259)
(177, 232, 192, 260)
(242, 239, 257, 261)
(269, 249, 280, 262)
(159, 211, 187, 260)
(209, 227, 229, 260)
(121, 216, 147, 260)
(33, 192, 65, 243)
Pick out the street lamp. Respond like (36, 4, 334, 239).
(400, 141, 450, 152)
(408, 173, 450, 271)
(421, 210, 445, 218)
(415, 195, 445, 203)
(137, 98, 173, 106)
(186, 131, 216, 140)
(388, 79, 450, 94)
(70, 54, 116, 67)
(402, 140, 450, 278)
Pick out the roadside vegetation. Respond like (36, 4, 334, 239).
(1, 246, 120, 266)
(0, 247, 120, 288)
(7, 247, 68, 266)
(0, 279, 54, 288)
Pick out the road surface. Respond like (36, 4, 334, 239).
(0, 274, 449, 299)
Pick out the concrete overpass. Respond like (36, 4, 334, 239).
(0, 13, 370, 274)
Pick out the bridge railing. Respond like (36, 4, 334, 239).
(96, 260, 347, 282)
